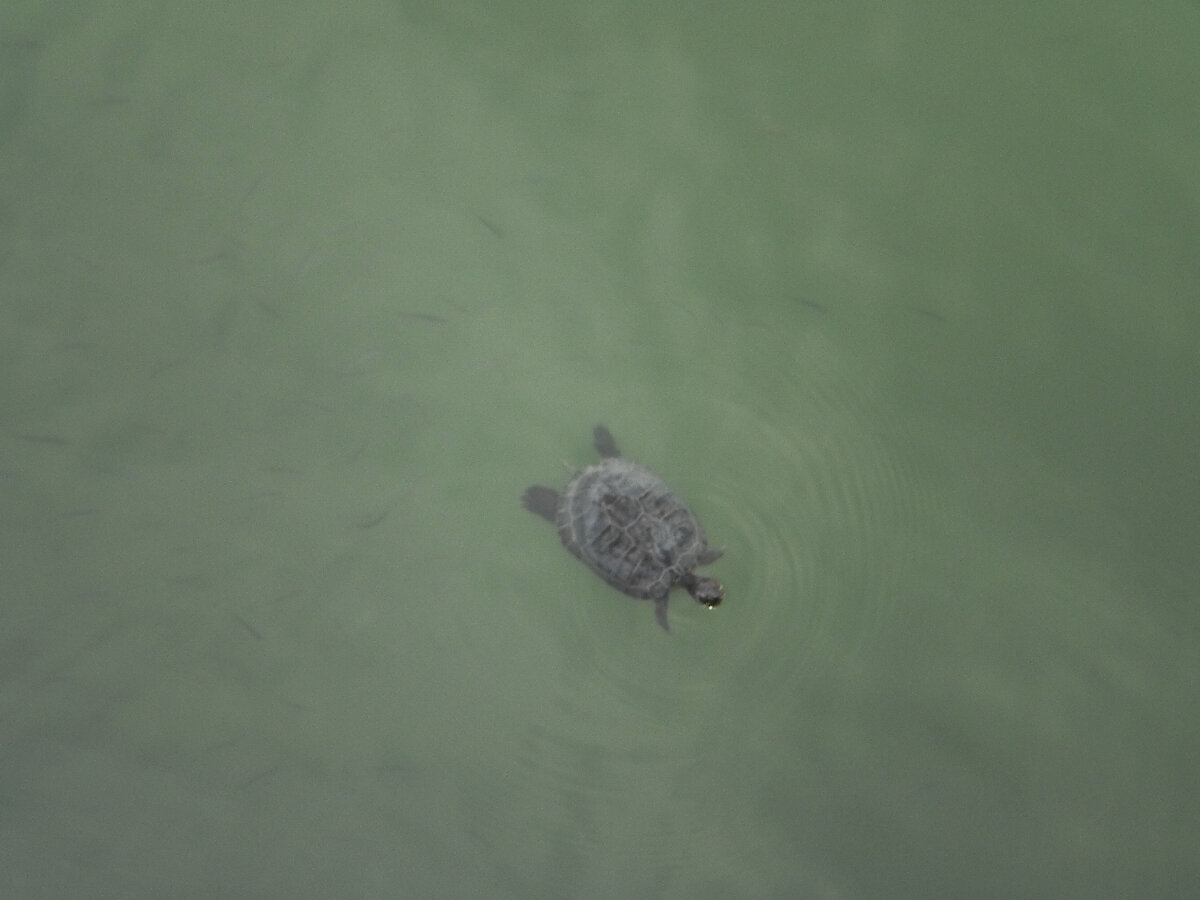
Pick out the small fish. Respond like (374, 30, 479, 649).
(476, 215, 504, 238)
(231, 612, 264, 641)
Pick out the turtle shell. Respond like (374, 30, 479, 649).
(556, 457, 710, 600)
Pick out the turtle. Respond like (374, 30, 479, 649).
(522, 425, 724, 632)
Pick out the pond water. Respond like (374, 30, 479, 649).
(1, 1, 1197, 897)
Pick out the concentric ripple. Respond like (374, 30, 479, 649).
(493, 358, 932, 875)
(568, 364, 929, 712)
(700, 383, 927, 694)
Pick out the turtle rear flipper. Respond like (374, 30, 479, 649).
(593, 425, 620, 458)
(522, 485, 560, 522)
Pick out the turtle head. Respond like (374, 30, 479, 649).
(684, 574, 723, 609)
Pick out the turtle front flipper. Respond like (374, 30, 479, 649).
(593, 425, 621, 458)
(654, 596, 671, 632)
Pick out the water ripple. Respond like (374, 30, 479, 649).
(566, 370, 927, 710)
(505, 368, 929, 870)
(700, 378, 926, 694)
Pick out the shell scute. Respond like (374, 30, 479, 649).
(558, 458, 709, 600)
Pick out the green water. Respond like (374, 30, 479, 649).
(2, 1, 1198, 896)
